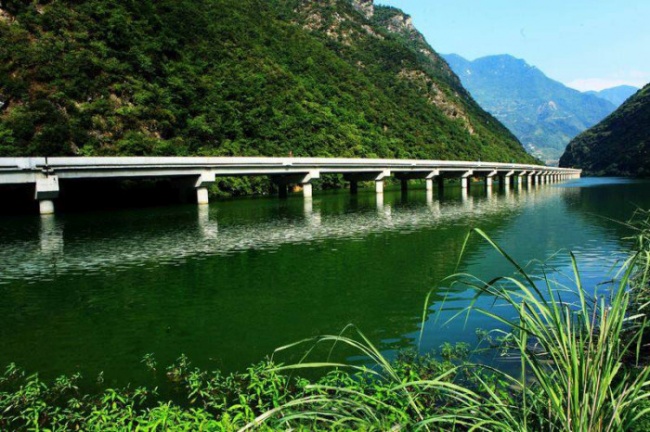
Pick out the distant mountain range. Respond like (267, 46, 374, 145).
(585, 86, 639, 107)
(560, 83, 650, 176)
(442, 54, 637, 166)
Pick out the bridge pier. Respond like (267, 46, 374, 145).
(516, 172, 525, 189)
(344, 170, 390, 196)
(35, 174, 59, 215)
(376, 179, 384, 194)
(302, 182, 313, 199)
(194, 172, 217, 205)
(272, 171, 320, 199)
(393, 170, 439, 196)
(196, 187, 209, 205)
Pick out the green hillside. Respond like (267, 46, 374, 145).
(0, 0, 534, 165)
(560, 83, 650, 176)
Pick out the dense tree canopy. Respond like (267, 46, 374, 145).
(560, 84, 649, 176)
(0, 0, 535, 164)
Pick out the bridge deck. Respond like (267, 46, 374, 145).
(0, 157, 581, 214)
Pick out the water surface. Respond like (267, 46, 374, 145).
(0, 178, 647, 386)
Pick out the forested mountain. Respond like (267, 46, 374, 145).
(560, 83, 650, 176)
(0, 0, 534, 165)
(585, 85, 639, 107)
(443, 54, 616, 166)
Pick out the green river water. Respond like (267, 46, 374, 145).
(0, 178, 648, 388)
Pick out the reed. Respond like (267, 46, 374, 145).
(246, 228, 650, 431)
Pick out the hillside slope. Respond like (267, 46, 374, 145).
(0, 0, 534, 164)
(443, 54, 616, 165)
(560, 83, 650, 176)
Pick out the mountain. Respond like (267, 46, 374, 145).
(559, 83, 650, 176)
(0, 0, 535, 168)
(442, 54, 617, 166)
(585, 85, 639, 107)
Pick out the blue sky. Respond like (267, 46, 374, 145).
(376, 0, 650, 91)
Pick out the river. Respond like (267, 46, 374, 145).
(0, 178, 647, 388)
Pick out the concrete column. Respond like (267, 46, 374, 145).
(39, 200, 55, 215)
(195, 171, 216, 205)
(302, 182, 313, 199)
(486, 177, 493, 188)
(273, 170, 319, 200)
(426, 178, 434, 193)
(197, 187, 209, 205)
(376, 193, 384, 211)
(35, 174, 60, 215)
(343, 170, 388, 196)
(527, 175, 533, 187)
(376, 180, 384, 194)
(517, 175, 523, 188)
(461, 177, 468, 189)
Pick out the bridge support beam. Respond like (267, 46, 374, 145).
(476, 170, 497, 191)
(272, 171, 320, 199)
(344, 170, 390, 195)
(35, 174, 60, 215)
(498, 170, 514, 190)
(516, 172, 526, 189)
(195, 172, 217, 205)
(393, 170, 439, 195)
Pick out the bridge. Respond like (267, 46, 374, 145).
(0, 157, 581, 214)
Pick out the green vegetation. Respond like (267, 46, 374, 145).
(3, 223, 650, 430)
(0, 0, 534, 171)
(560, 83, 650, 176)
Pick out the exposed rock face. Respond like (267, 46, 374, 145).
(350, 0, 373, 19)
(384, 12, 414, 34)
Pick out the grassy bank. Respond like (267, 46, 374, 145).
(2, 225, 650, 430)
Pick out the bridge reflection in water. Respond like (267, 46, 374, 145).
(4, 183, 566, 285)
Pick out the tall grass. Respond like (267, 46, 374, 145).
(247, 228, 650, 431)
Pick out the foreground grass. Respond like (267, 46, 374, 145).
(2, 226, 650, 431)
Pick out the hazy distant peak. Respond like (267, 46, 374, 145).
(442, 52, 617, 165)
(584, 85, 639, 107)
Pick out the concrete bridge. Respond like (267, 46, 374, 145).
(0, 157, 581, 214)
